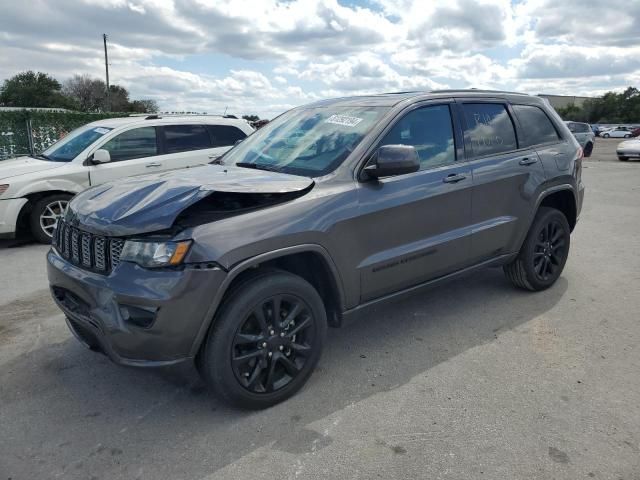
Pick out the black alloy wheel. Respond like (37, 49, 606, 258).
(198, 270, 326, 409)
(504, 207, 571, 291)
(231, 294, 315, 393)
(532, 219, 566, 283)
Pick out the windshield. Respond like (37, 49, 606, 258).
(40, 124, 113, 162)
(222, 106, 389, 177)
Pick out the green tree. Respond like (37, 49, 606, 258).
(129, 99, 159, 113)
(242, 114, 260, 122)
(0, 71, 74, 108)
(108, 84, 130, 112)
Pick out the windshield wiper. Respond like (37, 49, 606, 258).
(235, 162, 282, 173)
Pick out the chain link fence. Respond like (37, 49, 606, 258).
(0, 110, 128, 161)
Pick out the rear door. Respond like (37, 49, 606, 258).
(158, 123, 215, 170)
(457, 100, 546, 262)
(88, 126, 161, 185)
(355, 102, 474, 302)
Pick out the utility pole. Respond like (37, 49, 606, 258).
(103, 33, 110, 112)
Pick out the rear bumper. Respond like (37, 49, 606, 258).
(0, 198, 28, 237)
(47, 248, 227, 367)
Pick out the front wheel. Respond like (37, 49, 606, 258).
(504, 207, 571, 291)
(603, 133, 610, 138)
(198, 270, 327, 409)
(30, 194, 72, 244)
(624, 134, 631, 138)
(618, 156, 628, 161)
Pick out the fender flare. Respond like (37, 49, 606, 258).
(514, 184, 577, 253)
(188, 243, 345, 356)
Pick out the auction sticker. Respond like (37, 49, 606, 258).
(325, 115, 363, 127)
(94, 127, 110, 134)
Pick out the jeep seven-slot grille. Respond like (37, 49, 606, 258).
(53, 220, 124, 274)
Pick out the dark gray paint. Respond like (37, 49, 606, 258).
(48, 90, 584, 365)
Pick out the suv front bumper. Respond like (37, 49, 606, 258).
(47, 248, 227, 366)
(0, 198, 28, 239)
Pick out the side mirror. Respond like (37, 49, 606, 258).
(92, 149, 111, 164)
(364, 145, 420, 179)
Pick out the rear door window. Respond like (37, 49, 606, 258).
(461, 103, 518, 157)
(207, 125, 248, 147)
(513, 105, 561, 147)
(163, 124, 211, 153)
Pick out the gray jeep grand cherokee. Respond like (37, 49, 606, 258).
(48, 90, 584, 408)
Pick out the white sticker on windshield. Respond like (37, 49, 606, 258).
(94, 127, 110, 134)
(325, 115, 363, 127)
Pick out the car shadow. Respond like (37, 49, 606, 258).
(0, 267, 568, 478)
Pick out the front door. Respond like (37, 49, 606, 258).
(354, 103, 474, 303)
(89, 126, 163, 185)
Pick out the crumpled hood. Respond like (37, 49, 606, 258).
(66, 164, 314, 236)
(0, 156, 65, 180)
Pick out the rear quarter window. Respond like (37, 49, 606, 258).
(461, 103, 518, 156)
(513, 105, 561, 147)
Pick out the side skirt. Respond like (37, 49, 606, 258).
(340, 253, 516, 327)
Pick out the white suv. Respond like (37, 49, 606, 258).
(0, 115, 253, 243)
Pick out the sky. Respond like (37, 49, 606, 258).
(1, 0, 639, 118)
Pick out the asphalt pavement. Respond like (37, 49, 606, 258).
(1, 139, 639, 479)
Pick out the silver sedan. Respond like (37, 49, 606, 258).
(617, 139, 640, 161)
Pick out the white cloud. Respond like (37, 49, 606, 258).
(0, 0, 639, 116)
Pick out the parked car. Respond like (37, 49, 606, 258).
(601, 126, 633, 138)
(48, 91, 584, 408)
(0, 115, 253, 243)
(616, 138, 640, 161)
(630, 127, 640, 138)
(565, 121, 595, 157)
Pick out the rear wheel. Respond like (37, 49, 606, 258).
(624, 134, 631, 138)
(603, 133, 610, 138)
(504, 207, 570, 291)
(583, 142, 593, 157)
(199, 270, 327, 409)
(30, 194, 72, 244)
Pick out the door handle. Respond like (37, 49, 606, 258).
(443, 173, 466, 183)
(519, 157, 538, 166)
(145, 162, 162, 168)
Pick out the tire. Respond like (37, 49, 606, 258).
(504, 207, 571, 292)
(624, 134, 631, 138)
(583, 142, 593, 158)
(199, 270, 327, 409)
(618, 156, 628, 161)
(603, 133, 610, 138)
(30, 193, 72, 244)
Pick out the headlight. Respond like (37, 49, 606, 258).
(119, 240, 192, 268)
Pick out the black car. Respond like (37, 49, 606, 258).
(48, 90, 584, 409)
